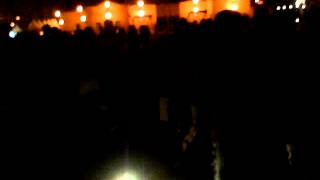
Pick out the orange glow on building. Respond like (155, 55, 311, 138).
(227, 2, 239, 11)
(28, 0, 253, 33)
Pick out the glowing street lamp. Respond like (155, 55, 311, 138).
(192, 6, 199, 13)
(295, 18, 300, 23)
(193, 0, 199, 4)
(10, 22, 15, 28)
(302, 4, 306, 9)
(254, 0, 259, 4)
(58, 18, 65, 25)
(9, 31, 17, 38)
(80, 15, 87, 23)
(282, 5, 287, 10)
(137, 0, 144, 7)
(105, 11, 112, 20)
(137, 9, 145, 17)
(228, 2, 239, 11)
(289, 5, 293, 9)
(104, 1, 111, 8)
(276, 6, 281, 10)
(39, 30, 44, 36)
(76, 5, 84, 13)
(55, 10, 62, 18)
(16, 16, 21, 21)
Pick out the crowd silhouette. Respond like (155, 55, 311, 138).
(1, 8, 320, 180)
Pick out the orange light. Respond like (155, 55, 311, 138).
(137, 9, 145, 17)
(16, 16, 21, 21)
(76, 5, 84, 13)
(104, 1, 111, 8)
(80, 15, 87, 23)
(105, 11, 112, 20)
(39, 31, 44, 36)
(192, 6, 199, 13)
(227, 2, 239, 11)
(58, 18, 64, 25)
(55, 10, 61, 18)
(137, 0, 144, 7)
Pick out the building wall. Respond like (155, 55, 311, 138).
(86, 2, 129, 31)
(28, 0, 253, 32)
(157, 3, 180, 17)
(128, 4, 157, 31)
(179, 0, 214, 22)
(212, 0, 253, 17)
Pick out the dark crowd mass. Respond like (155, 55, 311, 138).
(1, 6, 320, 180)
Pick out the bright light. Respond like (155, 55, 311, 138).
(282, 5, 287, 10)
(192, 6, 199, 13)
(115, 172, 138, 180)
(276, 6, 281, 10)
(80, 15, 87, 23)
(228, 3, 239, 11)
(16, 16, 21, 21)
(104, 1, 111, 8)
(137, 0, 144, 7)
(10, 22, 15, 28)
(105, 11, 112, 20)
(39, 30, 44, 36)
(255, 0, 259, 4)
(55, 10, 61, 18)
(76, 5, 84, 13)
(295, 17, 300, 23)
(295, 0, 306, 9)
(193, 0, 199, 4)
(9, 31, 17, 38)
(58, 18, 64, 25)
(302, 4, 306, 9)
(289, 4, 293, 9)
(137, 9, 145, 17)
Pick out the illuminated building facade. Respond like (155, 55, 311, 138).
(28, 0, 255, 32)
